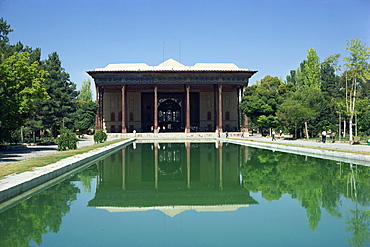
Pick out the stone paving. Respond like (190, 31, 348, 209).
(0, 136, 103, 166)
(239, 134, 370, 153)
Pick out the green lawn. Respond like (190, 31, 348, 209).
(0, 139, 126, 180)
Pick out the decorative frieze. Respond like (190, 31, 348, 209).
(95, 76, 248, 85)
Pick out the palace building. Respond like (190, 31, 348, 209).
(87, 59, 257, 133)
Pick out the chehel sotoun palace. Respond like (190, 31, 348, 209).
(87, 59, 257, 133)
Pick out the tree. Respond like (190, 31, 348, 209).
(356, 98, 370, 136)
(0, 18, 13, 51)
(78, 79, 93, 102)
(276, 99, 316, 138)
(303, 48, 321, 90)
(0, 52, 48, 143)
(240, 76, 291, 133)
(72, 79, 98, 133)
(343, 38, 370, 141)
(73, 100, 98, 132)
(321, 54, 341, 98)
(38, 52, 78, 137)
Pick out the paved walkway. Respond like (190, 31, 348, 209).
(0, 134, 369, 167)
(0, 137, 98, 166)
(239, 135, 370, 153)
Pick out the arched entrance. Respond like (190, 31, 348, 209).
(158, 99, 182, 131)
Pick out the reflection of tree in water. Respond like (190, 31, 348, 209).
(0, 180, 80, 247)
(241, 148, 370, 245)
(75, 163, 99, 193)
(343, 164, 370, 247)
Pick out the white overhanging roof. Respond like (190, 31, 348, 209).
(95, 58, 253, 72)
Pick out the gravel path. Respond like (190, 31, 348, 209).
(243, 135, 370, 153)
(0, 137, 98, 167)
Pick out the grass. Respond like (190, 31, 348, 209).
(0, 139, 127, 180)
(230, 138, 370, 155)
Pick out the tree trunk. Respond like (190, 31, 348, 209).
(343, 120, 346, 138)
(294, 125, 297, 139)
(304, 121, 309, 139)
(349, 115, 353, 142)
(349, 78, 357, 142)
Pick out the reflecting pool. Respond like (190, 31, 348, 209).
(0, 142, 369, 247)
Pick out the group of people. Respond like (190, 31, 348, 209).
(151, 126, 166, 133)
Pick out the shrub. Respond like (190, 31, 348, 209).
(57, 128, 78, 151)
(94, 129, 107, 143)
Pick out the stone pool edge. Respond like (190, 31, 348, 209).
(0, 138, 135, 203)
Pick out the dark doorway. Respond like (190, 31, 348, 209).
(158, 99, 182, 131)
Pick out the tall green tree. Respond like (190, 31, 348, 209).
(73, 100, 98, 132)
(321, 54, 342, 98)
(0, 18, 13, 51)
(78, 79, 93, 102)
(240, 76, 292, 132)
(74, 79, 97, 132)
(343, 38, 370, 141)
(38, 52, 78, 137)
(303, 48, 321, 90)
(276, 99, 316, 138)
(0, 52, 48, 143)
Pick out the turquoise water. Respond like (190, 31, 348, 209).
(0, 142, 369, 247)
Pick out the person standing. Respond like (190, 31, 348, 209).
(272, 129, 276, 141)
(322, 130, 327, 143)
(226, 131, 229, 138)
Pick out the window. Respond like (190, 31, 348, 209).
(110, 112, 115, 121)
(118, 111, 122, 121)
(129, 112, 134, 121)
(207, 111, 212, 121)
(111, 125, 116, 133)
(226, 111, 230, 121)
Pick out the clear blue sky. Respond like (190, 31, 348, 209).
(1, 0, 369, 93)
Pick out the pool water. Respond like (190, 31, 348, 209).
(0, 142, 369, 247)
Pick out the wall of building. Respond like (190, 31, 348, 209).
(127, 92, 142, 132)
(222, 91, 239, 131)
(199, 92, 215, 131)
(103, 91, 122, 133)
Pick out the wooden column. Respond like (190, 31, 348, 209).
(185, 85, 190, 133)
(213, 84, 218, 131)
(154, 85, 158, 133)
(95, 85, 100, 129)
(237, 87, 240, 131)
(218, 85, 223, 132)
(244, 115, 249, 133)
(100, 87, 104, 131)
(121, 85, 127, 133)
(241, 115, 249, 134)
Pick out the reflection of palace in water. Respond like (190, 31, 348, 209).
(88, 142, 257, 216)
